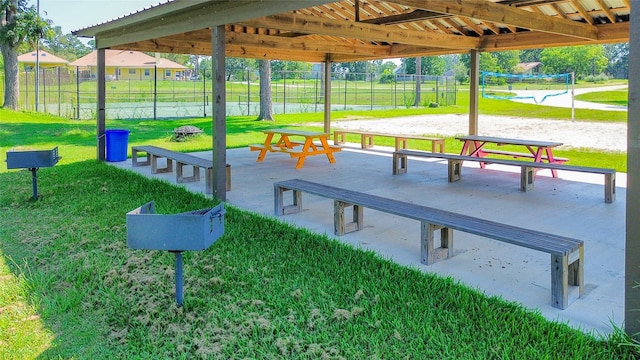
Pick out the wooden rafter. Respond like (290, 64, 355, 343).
(238, 12, 480, 50)
(392, 0, 599, 40)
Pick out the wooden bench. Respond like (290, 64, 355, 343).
(333, 130, 445, 153)
(274, 178, 584, 309)
(393, 150, 615, 203)
(131, 145, 230, 193)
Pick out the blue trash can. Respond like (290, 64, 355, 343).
(105, 129, 130, 162)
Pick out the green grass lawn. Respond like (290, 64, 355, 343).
(575, 90, 629, 107)
(0, 99, 637, 358)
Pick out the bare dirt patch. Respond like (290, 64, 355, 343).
(329, 114, 627, 152)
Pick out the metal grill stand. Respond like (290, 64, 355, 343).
(5, 147, 61, 200)
(126, 201, 225, 306)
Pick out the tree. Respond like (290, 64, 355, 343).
(258, 59, 273, 121)
(1, 0, 49, 109)
(41, 25, 91, 61)
(540, 45, 608, 77)
(401, 56, 445, 76)
(270, 60, 310, 80)
(603, 43, 628, 79)
(493, 50, 520, 73)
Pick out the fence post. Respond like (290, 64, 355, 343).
(283, 72, 287, 114)
(370, 72, 373, 110)
(76, 66, 80, 119)
(24, 69, 30, 111)
(154, 64, 157, 120)
(42, 68, 46, 112)
(203, 69, 207, 117)
(247, 69, 250, 116)
(314, 71, 318, 113)
(344, 75, 347, 110)
(58, 67, 61, 116)
(394, 73, 397, 109)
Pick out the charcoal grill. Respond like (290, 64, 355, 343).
(6, 147, 61, 200)
(126, 201, 225, 306)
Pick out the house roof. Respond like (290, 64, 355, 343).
(73, 0, 630, 62)
(515, 62, 542, 73)
(17, 51, 69, 65)
(69, 49, 187, 69)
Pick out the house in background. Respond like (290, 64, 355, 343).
(18, 50, 69, 70)
(514, 62, 542, 75)
(69, 50, 187, 81)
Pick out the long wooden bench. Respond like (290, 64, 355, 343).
(333, 130, 445, 153)
(274, 178, 584, 309)
(131, 145, 230, 193)
(393, 150, 615, 203)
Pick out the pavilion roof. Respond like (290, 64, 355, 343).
(73, 0, 630, 61)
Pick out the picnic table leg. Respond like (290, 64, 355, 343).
(294, 139, 312, 169)
(544, 148, 559, 177)
(320, 137, 337, 164)
(256, 133, 276, 162)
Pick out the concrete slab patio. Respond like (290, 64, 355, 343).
(111, 145, 626, 336)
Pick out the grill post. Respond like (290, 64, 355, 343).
(172, 251, 184, 307)
(29, 168, 39, 200)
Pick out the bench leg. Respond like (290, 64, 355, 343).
(361, 134, 374, 149)
(176, 162, 200, 183)
(421, 222, 454, 265)
(550, 244, 584, 309)
(520, 166, 535, 191)
(447, 159, 462, 182)
(151, 155, 173, 174)
(604, 173, 615, 203)
(395, 138, 407, 152)
(334, 132, 346, 145)
(433, 140, 445, 153)
(132, 150, 150, 167)
(334, 201, 363, 235)
(393, 152, 408, 175)
(274, 186, 302, 215)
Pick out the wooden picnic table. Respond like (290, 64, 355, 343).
(456, 135, 566, 177)
(249, 129, 341, 169)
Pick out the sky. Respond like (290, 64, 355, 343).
(30, 0, 164, 36)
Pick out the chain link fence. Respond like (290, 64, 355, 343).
(1, 68, 457, 119)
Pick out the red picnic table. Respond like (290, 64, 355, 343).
(456, 135, 566, 177)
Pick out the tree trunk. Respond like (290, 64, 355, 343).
(1, 0, 20, 110)
(0, 44, 20, 110)
(258, 59, 274, 121)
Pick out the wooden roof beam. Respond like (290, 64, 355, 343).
(391, 0, 599, 40)
(238, 12, 480, 50)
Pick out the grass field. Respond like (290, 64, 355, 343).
(1, 93, 638, 358)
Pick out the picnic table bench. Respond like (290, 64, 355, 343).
(333, 130, 445, 153)
(131, 145, 230, 193)
(274, 178, 584, 309)
(393, 150, 615, 203)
